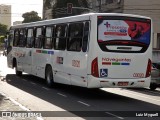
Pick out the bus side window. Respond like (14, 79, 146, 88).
(19, 29, 26, 47)
(82, 21, 90, 52)
(8, 30, 14, 47)
(67, 22, 83, 52)
(13, 29, 19, 47)
(26, 28, 34, 48)
(44, 26, 53, 49)
(34, 27, 43, 48)
(54, 24, 67, 50)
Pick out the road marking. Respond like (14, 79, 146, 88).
(42, 87, 50, 91)
(105, 112, 124, 119)
(118, 89, 160, 102)
(22, 79, 27, 81)
(30, 82, 37, 85)
(78, 101, 90, 107)
(143, 89, 160, 95)
(9, 97, 30, 111)
(57, 93, 67, 97)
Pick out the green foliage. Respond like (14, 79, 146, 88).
(0, 36, 5, 47)
(22, 11, 42, 23)
(0, 23, 8, 36)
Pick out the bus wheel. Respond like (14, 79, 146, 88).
(149, 83, 157, 90)
(45, 66, 54, 88)
(15, 64, 22, 76)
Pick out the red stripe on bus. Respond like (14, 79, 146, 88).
(36, 50, 41, 53)
(102, 62, 111, 65)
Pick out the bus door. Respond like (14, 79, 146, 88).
(23, 28, 34, 74)
(65, 22, 89, 87)
(54, 24, 71, 85)
(7, 30, 14, 68)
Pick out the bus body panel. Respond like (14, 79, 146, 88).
(65, 51, 88, 87)
(23, 48, 32, 74)
(54, 50, 71, 85)
(87, 14, 152, 88)
(7, 13, 152, 88)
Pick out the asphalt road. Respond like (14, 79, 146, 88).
(0, 55, 160, 120)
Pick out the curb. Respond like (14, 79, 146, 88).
(0, 92, 44, 120)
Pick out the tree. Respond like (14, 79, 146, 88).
(22, 11, 42, 23)
(0, 23, 8, 36)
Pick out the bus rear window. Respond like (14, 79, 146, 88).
(97, 16, 151, 53)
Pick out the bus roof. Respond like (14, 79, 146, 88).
(11, 13, 151, 29)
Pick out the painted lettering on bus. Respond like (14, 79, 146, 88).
(72, 60, 80, 67)
(57, 57, 63, 64)
(15, 52, 25, 57)
(133, 73, 144, 78)
(102, 57, 131, 62)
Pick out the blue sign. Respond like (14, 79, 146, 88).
(100, 69, 108, 77)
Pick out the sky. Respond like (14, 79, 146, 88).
(0, 0, 43, 24)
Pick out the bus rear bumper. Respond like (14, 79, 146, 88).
(87, 75, 151, 88)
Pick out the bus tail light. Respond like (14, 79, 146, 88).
(145, 59, 151, 77)
(91, 57, 99, 77)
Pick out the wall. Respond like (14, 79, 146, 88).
(123, 0, 160, 49)
(0, 4, 11, 29)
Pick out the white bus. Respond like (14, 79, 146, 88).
(7, 13, 152, 88)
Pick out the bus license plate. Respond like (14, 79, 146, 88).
(118, 82, 128, 86)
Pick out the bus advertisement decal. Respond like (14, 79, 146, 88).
(57, 57, 63, 64)
(72, 60, 80, 68)
(36, 50, 54, 55)
(102, 57, 131, 66)
(100, 69, 108, 77)
(102, 62, 130, 66)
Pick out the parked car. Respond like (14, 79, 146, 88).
(150, 63, 160, 90)
(152, 62, 160, 70)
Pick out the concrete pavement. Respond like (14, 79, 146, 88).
(0, 51, 40, 120)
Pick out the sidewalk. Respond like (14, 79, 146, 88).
(0, 92, 40, 120)
(0, 52, 40, 120)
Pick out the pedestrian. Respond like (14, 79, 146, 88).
(4, 36, 8, 50)
(3, 36, 8, 56)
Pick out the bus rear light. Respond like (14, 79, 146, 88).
(91, 57, 99, 77)
(100, 81, 108, 82)
(98, 16, 102, 19)
(145, 59, 151, 78)
(138, 80, 145, 82)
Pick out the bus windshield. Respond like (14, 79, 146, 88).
(97, 16, 151, 53)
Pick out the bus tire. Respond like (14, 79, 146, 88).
(45, 66, 54, 88)
(149, 83, 157, 90)
(15, 63, 22, 76)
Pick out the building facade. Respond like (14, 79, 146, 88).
(122, 0, 160, 49)
(43, 0, 160, 49)
(13, 21, 22, 26)
(0, 4, 11, 29)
